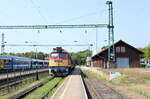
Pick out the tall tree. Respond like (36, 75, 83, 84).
(145, 44, 150, 60)
(71, 49, 92, 65)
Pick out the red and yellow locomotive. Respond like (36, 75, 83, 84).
(48, 47, 73, 76)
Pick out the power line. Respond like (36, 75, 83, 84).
(56, 9, 106, 24)
(30, 0, 48, 24)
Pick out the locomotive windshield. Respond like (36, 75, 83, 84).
(51, 53, 67, 58)
(59, 53, 67, 58)
(51, 53, 59, 58)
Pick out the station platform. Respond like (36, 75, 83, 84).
(51, 68, 88, 99)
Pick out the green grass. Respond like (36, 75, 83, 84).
(45, 78, 65, 99)
(128, 88, 150, 99)
(0, 74, 50, 99)
(84, 68, 150, 98)
(24, 77, 63, 99)
(0, 77, 36, 99)
(108, 74, 131, 86)
(85, 70, 108, 81)
(85, 69, 128, 86)
(108, 80, 123, 86)
(108, 68, 150, 85)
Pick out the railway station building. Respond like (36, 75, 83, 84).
(91, 40, 143, 68)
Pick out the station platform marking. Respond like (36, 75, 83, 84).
(51, 68, 88, 99)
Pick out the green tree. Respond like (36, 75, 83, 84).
(145, 44, 150, 60)
(2, 51, 48, 60)
(71, 49, 92, 65)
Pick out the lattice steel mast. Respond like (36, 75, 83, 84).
(107, 1, 115, 68)
(1, 33, 5, 54)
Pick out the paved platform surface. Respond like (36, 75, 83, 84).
(51, 68, 87, 99)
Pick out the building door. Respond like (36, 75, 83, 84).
(117, 58, 129, 68)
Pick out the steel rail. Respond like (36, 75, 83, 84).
(82, 70, 126, 99)
(8, 77, 55, 99)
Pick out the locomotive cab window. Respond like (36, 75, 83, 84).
(51, 53, 59, 58)
(60, 53, 67, 58)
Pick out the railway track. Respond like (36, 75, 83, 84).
(82, 70, 126, 99)
(0, 70, 49, 96)
(8, 77, 54, 99)
(8, 77, 65, 99)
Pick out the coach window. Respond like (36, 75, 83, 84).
(4, 60, 11, 65)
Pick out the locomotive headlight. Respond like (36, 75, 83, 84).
(65, 68, 69, 72)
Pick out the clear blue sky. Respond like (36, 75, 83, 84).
(0, 0, 149, 53)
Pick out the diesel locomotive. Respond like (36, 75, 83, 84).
(48, 47, 73, 76)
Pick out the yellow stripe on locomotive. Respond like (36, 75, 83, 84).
(48, 47, 73, 76)
(49, 59, 71, 67)
(49, 51, 71, 67)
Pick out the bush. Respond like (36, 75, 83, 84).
(140, 64, 146, 68)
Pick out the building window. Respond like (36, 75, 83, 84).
(116, 46, 126, 53)
(116, 47, 120, 52)
(121, 47, 125, 52)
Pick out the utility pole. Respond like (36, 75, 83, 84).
(106, 1, 115, 68)
(96, 28, 98, 52)
(35, 47, 39, 80)
(1, 33, 5, 54)
(36, 30, 40, 80)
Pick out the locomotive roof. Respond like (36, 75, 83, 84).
(51, 47, 69, 53)
(51, 51, 69, 53)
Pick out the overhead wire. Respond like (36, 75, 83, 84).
(55, 8, 106, 25)
(10, 1, 107, 52)
(54, 7, 107, 52)
(29, 0, 48, 24)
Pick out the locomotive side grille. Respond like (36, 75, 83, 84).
(54, 60, 63, 63)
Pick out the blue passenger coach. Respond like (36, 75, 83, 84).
(0, 56, 48, 71)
